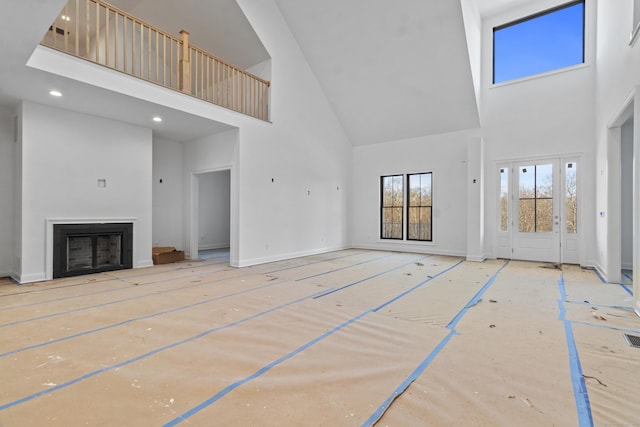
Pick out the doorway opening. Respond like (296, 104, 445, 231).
(193, 170, 231, 263)
(621, 117, 634, 288)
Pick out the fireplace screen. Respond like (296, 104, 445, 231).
(54, 223, 133, 278)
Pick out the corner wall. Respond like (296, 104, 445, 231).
(593, 1, 640, 311)
(350, 131, 472, 257)
(0, 107, 14, 277)
(16, 101, 153, 282)
(480, 0, 597, 265)
(152, 137, 184, 249)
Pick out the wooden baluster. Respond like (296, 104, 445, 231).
(132, 19, 136, 75)
(179, 30, 191, 94)
(170, 38, 174, 88)
(86, 0, 90, 59)
(113, 10, 120, 70)
(75, 0, 79, 55)
(163, 35, 167, 86)
(155, 31, 159, 83)
(95, 1, 99, 62)
(140, 22, 144, 79)
(63, 4, 69, 52)
(105, 7, 110, 67)
(123, 16, 127, 73)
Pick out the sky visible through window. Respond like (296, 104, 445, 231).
(493, 1, 584, 84)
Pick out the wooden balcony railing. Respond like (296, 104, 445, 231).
(41, 0, 270, 121)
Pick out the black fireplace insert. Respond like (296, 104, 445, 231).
(53, 223, 133, 278)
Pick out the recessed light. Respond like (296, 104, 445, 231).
(61, 15, 71, 21)
(152, 116, 162, 122)
(49, 90, 62, 97)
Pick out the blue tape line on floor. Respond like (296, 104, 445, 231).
(313, 255, 431, 299)
(363, 260, 509, 427)
(558, 274, 594, 427)
(619, 283, 633, 296)
(0, 288, 329, 412)
(163, 260, 464, 426)
(0, 280, 288, 359)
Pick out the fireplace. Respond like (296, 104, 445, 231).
(53, 223, 133, 278)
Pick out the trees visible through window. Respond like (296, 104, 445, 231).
(500, 168, 509, 232)
(380, 175, 403, 239)
(407, 173, 432, 241)
(565, 162, 577, 233)
(519, 165, 553, 233)
(493, 1, 585, 84)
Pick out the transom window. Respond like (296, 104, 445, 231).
(493, 1, 585, 84)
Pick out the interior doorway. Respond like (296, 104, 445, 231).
(193, 169, 231, 262)
(621, 117, 634, 283)
(605, 86, 638, 316)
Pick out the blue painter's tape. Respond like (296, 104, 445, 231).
(0, 280, 287, 359)
(164, 311, 371, 427)
(619, 283, 633, 296)
(0, 288, 329, 412)
(313, 255, 432, 299)
(592, 268, 606, 283)
(362, 260, 509, 427)
(163, 260, 465, 426)
(297, 252, 401, 281)
(569, 320, 640, 335)
(557, 274, 594, 427)
(261, 249, 371, 274)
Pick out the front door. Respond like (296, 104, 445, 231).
(497, 157, 580, 264)
(512, 160, 560, 263)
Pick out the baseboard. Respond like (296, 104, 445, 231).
(466, 255, 486, 262)
(198, 243, 230, 251)
(236, 245, 350, 268)
(350, 242, 466, 258)
(13, 272, 47, 284)
(135, 259, 154, 269)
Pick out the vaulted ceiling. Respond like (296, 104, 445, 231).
(0, 0, 537, 144)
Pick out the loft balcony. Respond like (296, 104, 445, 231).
(41, 0, 270, 121)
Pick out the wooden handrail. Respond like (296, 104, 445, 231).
(41, 0, 270, 121)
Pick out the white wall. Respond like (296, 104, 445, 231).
(621, 118, 634, 270)
(0, 107, 14, 277)
(17, 101, 153, 283)
(227, 0, 352, 266)
(480, 0, 597, 264)
(183, 128, 238, 261)
(152, 137, 184, 248)
(198, 170, 230, 250)
(593, 1, 640, 311)
(351, 131, 471, 256)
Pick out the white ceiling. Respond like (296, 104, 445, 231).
(0, 0, 537, 144)
(273, 0, 481, 145)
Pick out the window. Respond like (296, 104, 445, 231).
(565, 162, 577, 234)
(380, 175, 403, 239)
(632, 0, 640, 45)
(518, 165, 553, 233)
(499, 168, 509, 232)
(407, 173, 432, 241)
(493, 1, 585, 84)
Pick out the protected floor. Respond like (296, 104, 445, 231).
(0, 249, 638, 426)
